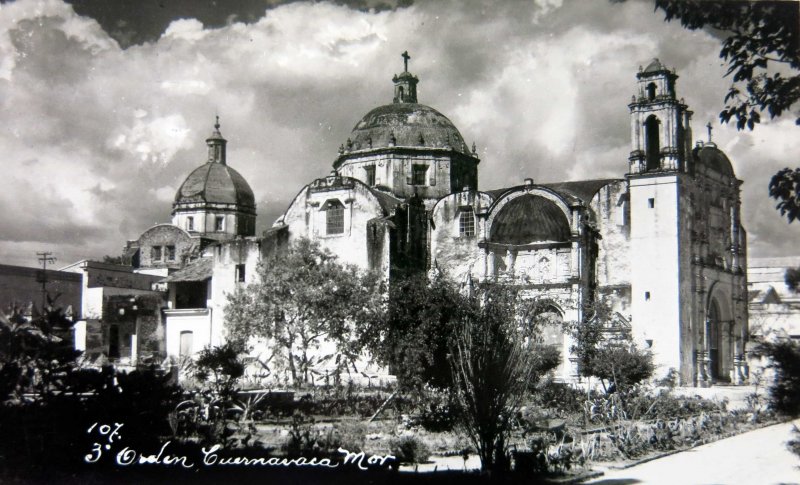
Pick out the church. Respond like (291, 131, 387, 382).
(129, 55, 749, 387)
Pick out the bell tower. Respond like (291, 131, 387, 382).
(628, 59, 693, 174)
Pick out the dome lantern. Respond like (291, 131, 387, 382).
(392, 51, 418, 104)
(206, 116, 227, 165)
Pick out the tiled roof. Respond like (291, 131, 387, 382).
(342, 103, 472, 157)
(174, 162, 255, 209)
(163, 258, 213, 283)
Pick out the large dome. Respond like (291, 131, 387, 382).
(174, 162, 255, 210)
(346, 103, 471, 155)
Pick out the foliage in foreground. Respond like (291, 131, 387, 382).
(652, 0, 800, 223)
(570, 300, 654, 391)
(753, 339, 800, 416)
(364, 273, 462, 392)
(449, 284, 561, 472)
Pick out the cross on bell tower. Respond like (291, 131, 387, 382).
(706, 122, 713, 143)
(393, 50, 418, 103)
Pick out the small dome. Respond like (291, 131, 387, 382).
(175, 162, 255, 210)
(643, 58, 667, 74)
(346, 103, 471, 155)
(694, 143, 734, 176)
(490, 195, 571, 244)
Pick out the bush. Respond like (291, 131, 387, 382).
(754, 340, 800, 416)
(587, 344, 654, 392)
(0, 366, 181, 478)
(515, 433, 585, 476)
(534, 379, 585, 415)
(389, 435, 430, 464)
(417, 388, 461, 432)
(282, 413, 366, 459)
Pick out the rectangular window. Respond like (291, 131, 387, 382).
(235, 264, 246, 283)
(215, 216, 224, 232)
(459, 209, 475, 237)
(187, 216, 194, 231)
(364, 165, 376, 186)
(645, 291, 651, 301)
(412, 164, 427, 185)
(648, 198, 655, 208)
(151, 246, 162, 262)
(324, 200, 345, 235)
(166, 245, 176, 262)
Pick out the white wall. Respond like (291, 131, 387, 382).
(164, 309, 212, 358)
(628, 174, 682, 372)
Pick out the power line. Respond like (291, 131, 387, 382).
(36, 251, 56, 313)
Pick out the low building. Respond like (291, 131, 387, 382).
(0, 263, 82, 320)
(59, 260, 166, 365)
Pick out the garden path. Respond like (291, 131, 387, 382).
(585, 419, 800, 485)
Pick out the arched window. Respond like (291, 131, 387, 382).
(646, 82, 657, 100)
(323, 199, 345, 235)
(644, 115, 660, 171)
(459, 208, 475, 236)
(179, 331, 193, 358)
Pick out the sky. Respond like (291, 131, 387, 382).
(0, 0, 798, 268)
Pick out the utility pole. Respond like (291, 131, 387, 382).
(36, 251, 56, 313)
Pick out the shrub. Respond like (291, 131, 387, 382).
(754, 340, 800, 416)
(282, 414, 366, 459)
(587, 344, 654, 392)
(534, 379, 585, 415)
(417, 388, 461, 432)
(515, 433, 585, 475)
(389, 435, 430, 464)
(655, 368, 680, 388)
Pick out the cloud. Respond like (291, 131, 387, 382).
(0, 0, 797, 268)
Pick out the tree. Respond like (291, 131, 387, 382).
(224, 238, 384, 387)
(585, 344, 655, 392)
(752, 339, 800, 416)
(449, 283, 560, 472)
(570, 300, 654, 392)
(102, 254, 129, 265)
(363, 273, 464, 391)
(785, 265, 800, 292)
(652, 0, 800, 221)
(0, 306, 79, 404)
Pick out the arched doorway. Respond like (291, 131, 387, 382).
(707, 298, 724, 381)
(534, 303, 566, 378)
